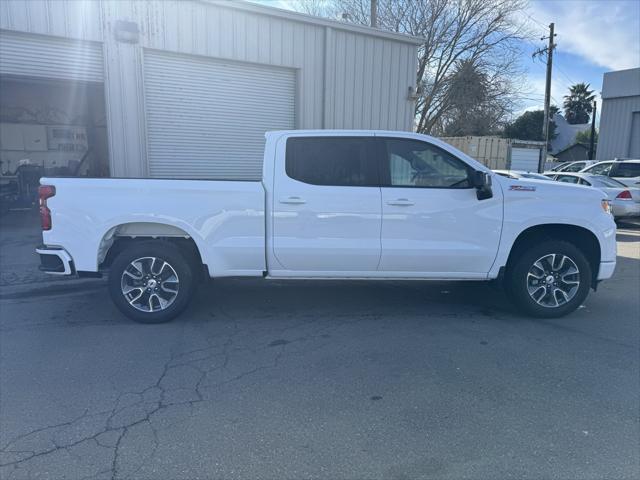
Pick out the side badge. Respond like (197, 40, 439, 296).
(509, 185, 537, 192)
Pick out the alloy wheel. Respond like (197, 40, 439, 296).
(120, 256, 180, 312)
(526, 253, 580, 308)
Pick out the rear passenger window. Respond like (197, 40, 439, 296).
(557, 175, 579, 183)
(285, 137, 377, 186)
(612, 162, 640, 178)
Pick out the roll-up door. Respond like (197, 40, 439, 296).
(143, 50, 296, 179)
(510, 147, 540, 171)
(0, 31, 103, 82)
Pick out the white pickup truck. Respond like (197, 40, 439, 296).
(37, 130, 617, 323)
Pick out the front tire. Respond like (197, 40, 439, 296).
(506, 240, 592, 318)
(108, 241, 195, 323)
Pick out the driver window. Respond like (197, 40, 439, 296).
(384, 139, 471, 188)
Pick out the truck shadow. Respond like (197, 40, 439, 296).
(189, 253, 639, 327)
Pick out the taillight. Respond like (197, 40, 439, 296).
(616, 190, 632, 200)
(39, 185, 55, 231)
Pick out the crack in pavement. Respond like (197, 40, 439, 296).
(2, 294, 421, 479)
(0, 309, 339, 479)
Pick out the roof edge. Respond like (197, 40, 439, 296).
(200, 0, 424, 45)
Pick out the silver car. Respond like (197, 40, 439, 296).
(580, 159, 640, 187)
(548, 172, 640, 218)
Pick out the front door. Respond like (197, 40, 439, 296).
(377, 137, 503, 277)
(271, 135, 382, 274)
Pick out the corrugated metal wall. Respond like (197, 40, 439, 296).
(328, 30, 415, 131)
(0, 30, 103, 82)
(0, 0, 102, 41)
(597, 96, 640, 160)
(510, 148, 540, 171)
(144, 50, 296, 179)
(0, 0, 419, 177)
(440, 136, 510, 169)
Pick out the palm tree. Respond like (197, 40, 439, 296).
(563, 83, 595, 124)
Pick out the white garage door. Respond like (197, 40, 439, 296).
(144, 51, 296, 179)
(510, 147, 540, 171)
(0, 31, 103, 82)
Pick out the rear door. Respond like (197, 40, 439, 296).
(271, 135, 382, 274)
(377, 137, 503, 276)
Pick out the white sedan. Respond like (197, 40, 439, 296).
(547, 172, 640, 218)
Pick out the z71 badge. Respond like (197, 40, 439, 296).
(509, 185, 537, 191)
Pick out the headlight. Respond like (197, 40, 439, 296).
(601, 199, 612, 215)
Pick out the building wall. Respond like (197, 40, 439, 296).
(0, 0, 103, 42)
(0, 0, 419, 177)
(555, 145, 589, 163)
(597, 68, 640, 160)
(597, 96, 640, 160)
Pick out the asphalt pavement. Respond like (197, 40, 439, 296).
(0, 211, 638, 480)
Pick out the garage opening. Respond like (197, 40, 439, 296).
(0, 31, 108, 210)
(0, 76, 109, 208)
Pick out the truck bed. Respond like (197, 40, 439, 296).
(41, 177, 266, 276)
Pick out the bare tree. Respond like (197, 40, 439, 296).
(294, 0, 527, 134)
(288, 0, 340, 18)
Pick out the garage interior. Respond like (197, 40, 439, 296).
(0, 76, 109, 208)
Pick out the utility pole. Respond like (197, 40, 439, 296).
(538, 23, 556, 173)
(588, 100, 597, 159)
(370, 0, 378, 28)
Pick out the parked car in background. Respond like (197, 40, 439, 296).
(548, 160, 598, 173)
(580, 159, 640, 187)
(547, 172, 640, 219)
(493, 170, 551, 181)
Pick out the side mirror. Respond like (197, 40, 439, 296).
(472, 171, 493, 200)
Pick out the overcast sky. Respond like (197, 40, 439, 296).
(252, 0, 640, 118)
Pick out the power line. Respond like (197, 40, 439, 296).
(524, 12, 577, 88)
(524, 11, 548, 30)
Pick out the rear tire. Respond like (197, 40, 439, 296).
(506, 240, 592, 318)
(108, 241, 195, 323)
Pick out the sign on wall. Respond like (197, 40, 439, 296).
(46, 126, 88, 152)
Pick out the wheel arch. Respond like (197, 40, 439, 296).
(505, 224, 601, 284)
(97, 222, 205, 274)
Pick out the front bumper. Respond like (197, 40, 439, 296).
(36, 246, 75, 275)
(597, 260, 616, 281)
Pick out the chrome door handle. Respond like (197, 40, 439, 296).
(387, 198, 414, 206)
(280, 196, 306, 205)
